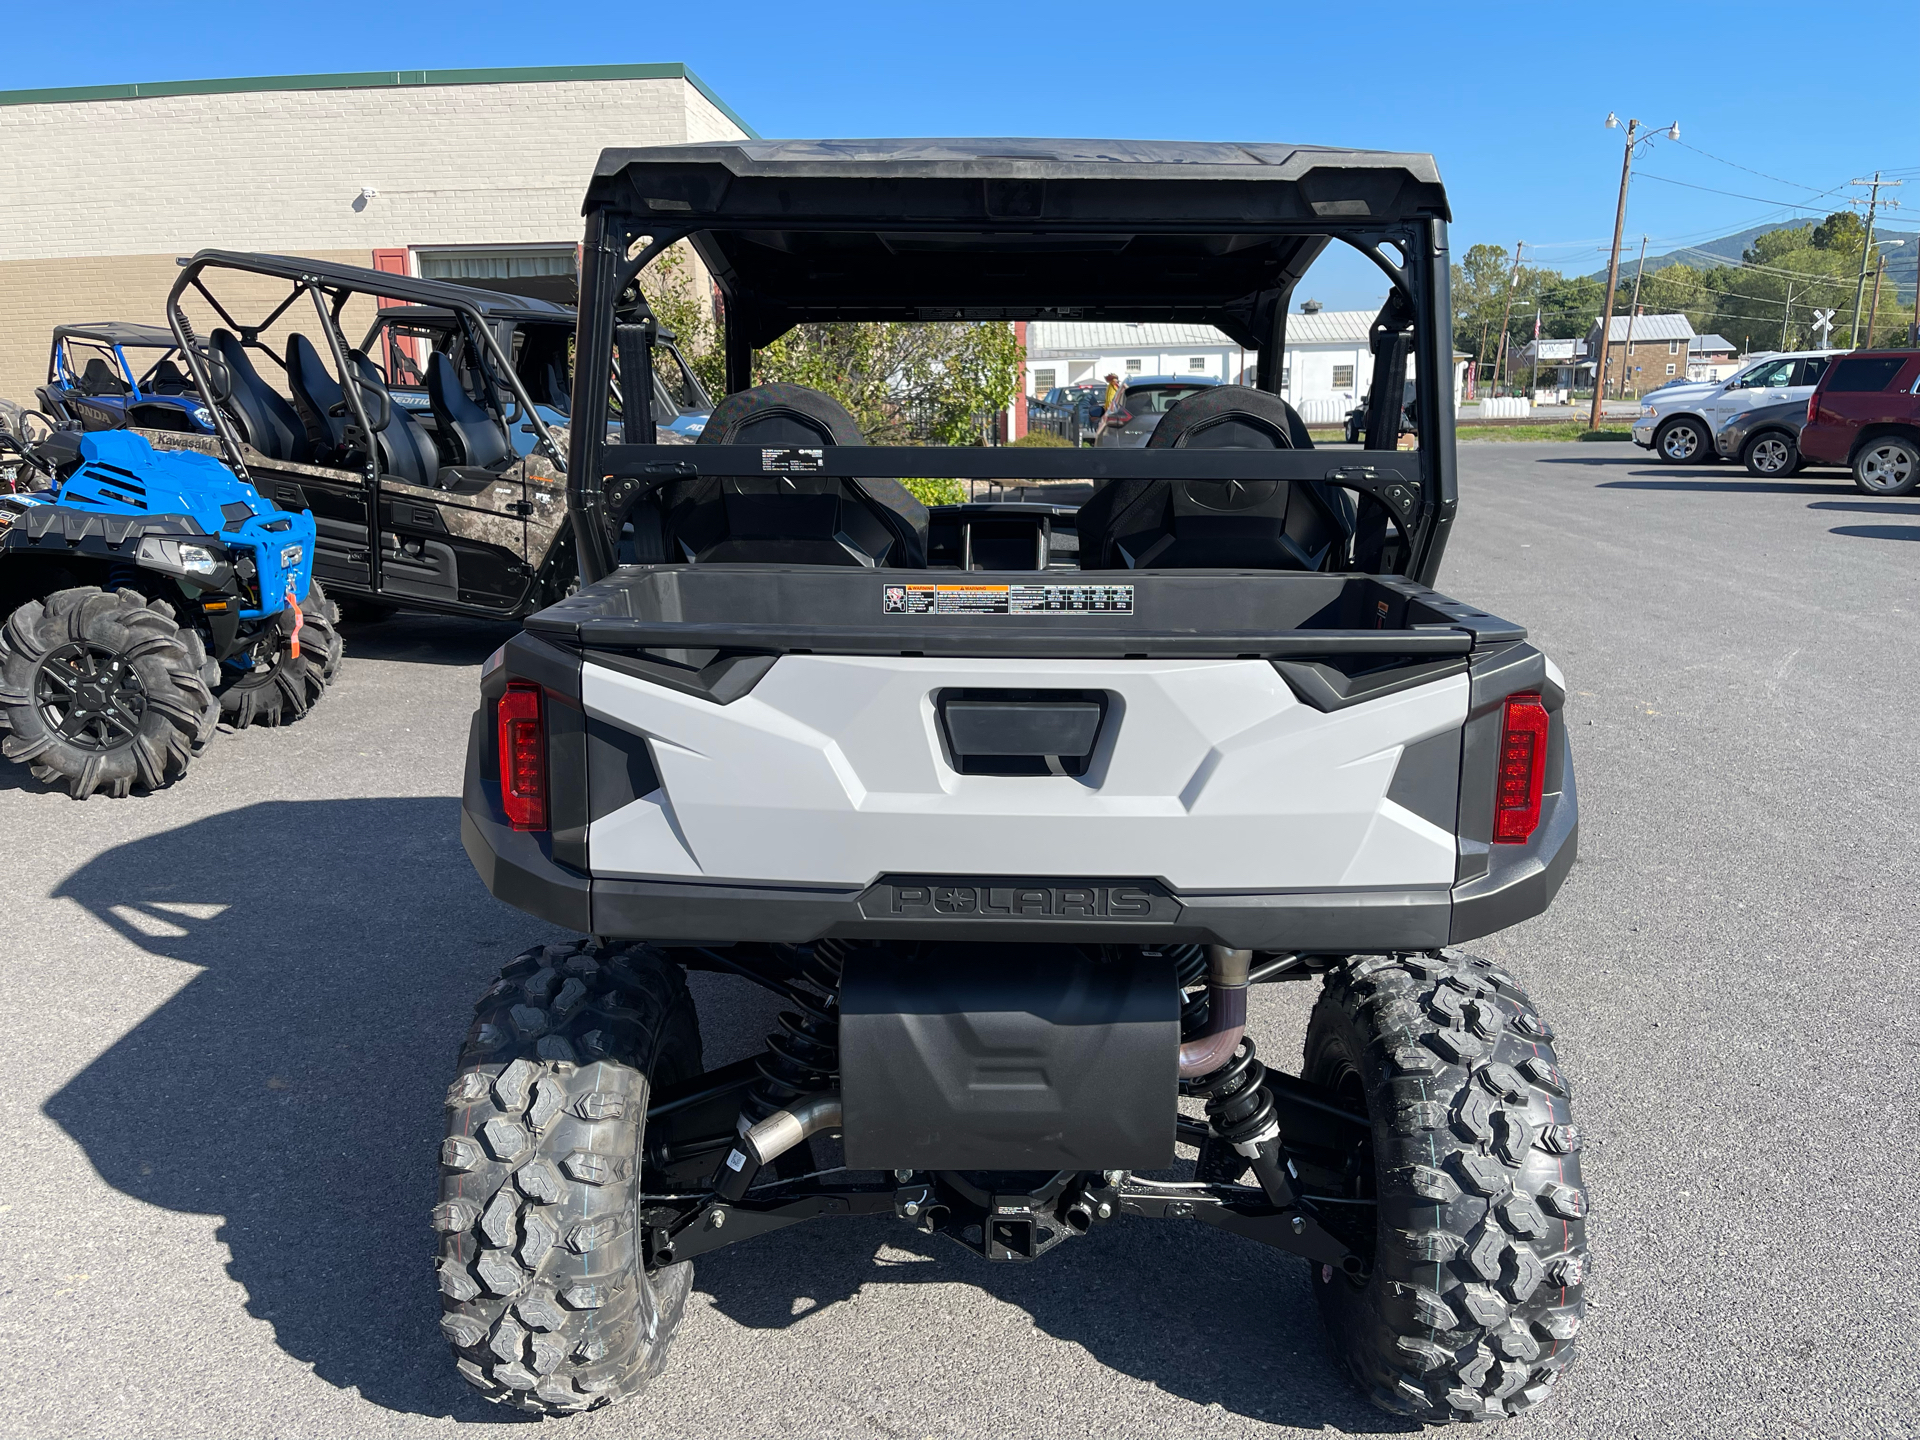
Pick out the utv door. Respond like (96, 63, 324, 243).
(374, 464, 532, 611)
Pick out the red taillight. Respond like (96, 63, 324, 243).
(1107, 410, 1132, 426)
(1493, 693, 1550, 845)
(497, 682, 547, 831)
(1806, 391, 1818, 425)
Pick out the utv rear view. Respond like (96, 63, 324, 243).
(445, 139, 1586, 1424)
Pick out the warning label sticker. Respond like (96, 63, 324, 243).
(882, 583, 1134, 616)
(760, 447, 824, 473)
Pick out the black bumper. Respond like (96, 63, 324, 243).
(459, 758, 1577, 952)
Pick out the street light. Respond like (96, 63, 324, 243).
(1589, 116, 1682, 428)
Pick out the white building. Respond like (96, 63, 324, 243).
(0, 64, 752, 403)
(1026, 308, 1464, 425)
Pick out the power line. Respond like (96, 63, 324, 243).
(1636, 172, 1850, 211)
(1664, 138, 1844, 198)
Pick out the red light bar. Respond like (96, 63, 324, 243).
(497, 682, 547, 832)
(1493, 693, 1549, 845)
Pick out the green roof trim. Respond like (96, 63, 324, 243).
(0, 62, 759, 137)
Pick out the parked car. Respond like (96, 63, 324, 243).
(1630, 349, 1842, 464)
(35, 322, 218, 436)
(1798, 350, 1920, 495)
(1714, 398, 1810, 477)
(1092, 374, 1219, 446)
(1031, 382, 1106, 444)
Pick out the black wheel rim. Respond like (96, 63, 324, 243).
(36, 641, 147, 752)
(1323, 1053, 1379, 1271)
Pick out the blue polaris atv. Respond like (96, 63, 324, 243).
(35, 323, 221, 437)
(0, 428, 340, 798)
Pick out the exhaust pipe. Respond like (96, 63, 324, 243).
(1178, 946, 1252, 1078)
(716, 1092, 842, 1201)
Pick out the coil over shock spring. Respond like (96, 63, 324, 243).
(742, 938, 849, 1125)
(1182, 1033, 1279, 1152)
(1167, 943, 1211, 1038)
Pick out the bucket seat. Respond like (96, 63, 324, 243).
(663, 383, 927, 566)
(349, 352, 440, 488)
(428, 352, 513, 470)
(286, 333, 349, 457)
(1074, 388, 1349, 571)
(209, 329, 309, 463)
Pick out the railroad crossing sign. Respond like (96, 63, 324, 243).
(1811, 308, 1837, 347)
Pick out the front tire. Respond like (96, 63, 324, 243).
(436, 941, 704, 1415)
(1852, 436, 1920, 496)
(216, 581, 343, 727)
(0, 587, 216, 798)
(1653, 416, 1708, 464)
(1742, 430, 1799, 478)
(1306, 952, 1589, 1423)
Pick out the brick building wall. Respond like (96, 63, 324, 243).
(0, 65, 751, 403)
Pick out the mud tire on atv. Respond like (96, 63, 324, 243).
(435, 940, 704, 1415)
(217, 581, 343, 728)
(1306, 951, 1589, 1424)
(0, 586, 217, 798)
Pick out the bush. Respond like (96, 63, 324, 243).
(900, 477, 968, 506)
(1010, 430, 1070, 447)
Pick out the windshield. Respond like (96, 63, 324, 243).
(1122, 383, 1210, 414)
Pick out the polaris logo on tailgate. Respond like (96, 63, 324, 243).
(865, 878, 1177, 921)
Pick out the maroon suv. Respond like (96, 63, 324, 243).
(1799, 350, 1920, 494)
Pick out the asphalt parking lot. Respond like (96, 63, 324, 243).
(5, 442, 1917, 1440)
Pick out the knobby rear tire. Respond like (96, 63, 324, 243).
(1306, 952, 1589, 1423)
(435, 940, 703, 1415)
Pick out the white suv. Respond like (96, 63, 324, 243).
(1631, 350, 1842, 463)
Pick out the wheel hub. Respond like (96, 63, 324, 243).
(36, 641, 147, 752)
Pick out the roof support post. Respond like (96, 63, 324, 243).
(570, 210, 624, 584)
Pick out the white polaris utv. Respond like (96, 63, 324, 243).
(446, 138, 1586, 1424)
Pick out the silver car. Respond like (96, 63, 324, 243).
(1092, 375, 1218, 447)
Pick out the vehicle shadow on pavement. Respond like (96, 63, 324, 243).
(41, 798, 552, 1421)
(686, 1208, 1416, 1433)
(1807, 499, 1920, 515)
(1829, 524, 1920, 542)
(1596, 477, 1839, 494)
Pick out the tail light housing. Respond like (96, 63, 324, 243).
(1805, 391, 1818, 425)
(497, 682, 547, 831)
(1493, 693, 1550, 844)
(1107, 409, 1132, 426)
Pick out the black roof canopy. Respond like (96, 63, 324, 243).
(52, 321, 183, 348)
(177, 250, 576, 320)
(584, 138, 1451, 348)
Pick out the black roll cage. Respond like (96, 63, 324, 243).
(566, 148, 1460, 589)
(163, 251, 567, 598)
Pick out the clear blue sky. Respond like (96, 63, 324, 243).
(16, 1, 1919, 310)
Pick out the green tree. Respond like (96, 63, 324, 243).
(637, 242, 1023, 445)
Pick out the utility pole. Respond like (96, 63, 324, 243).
(1848, 173, 1903, 345)
(1590, 115, 1679, 427)
(1781, 283, 1796, 350)
(1620, 236, 1648, 399)
(1530, 306, 1542, 397)
(1495, 241, 1524, 392)
(1865, 253, 1886, 346)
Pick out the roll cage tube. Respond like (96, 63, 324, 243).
(567, 216, 1456, 587)
(163, 254, 568, 487)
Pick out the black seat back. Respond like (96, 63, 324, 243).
(146, 359, 191, 395)
(669, 384, 926, 567)
(286, 333, 349, 456)
(350, 351, 439, 487)
(428, 351, 512, 469)
(1075, 388, 1347, 571)
(78, 357, 128, 396)
(210, 329, 309, 463)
